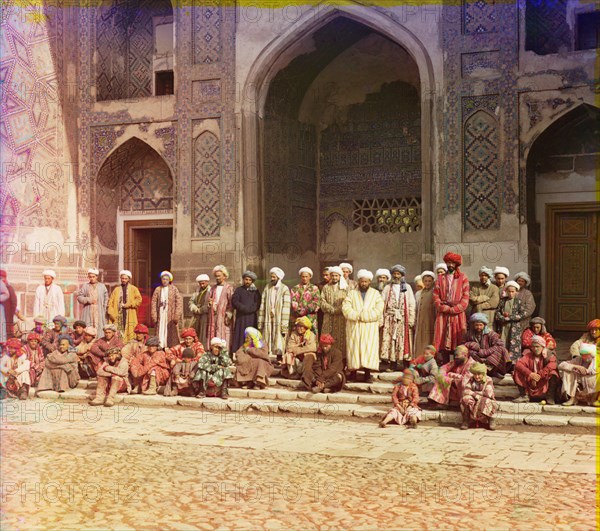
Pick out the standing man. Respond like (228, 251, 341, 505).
(433, 252, 470, 365)
(231, 271, 261, 353)
(342, 270, 384, 383)
(375, 269, 391, 293)
(189, 274, 210, 350)
(151, 270, 183, 349)
(76, 268, 108, 331)
(258, 267, 290, 364)
(469, 266, 500, 323)
(207, 265, 234, 350)
(320, 266, 348, 358)
(107, 270, 142, 342)
(493, 266, 510, 298)
(33, 270, 65, 325)
(381, 264, 416, 371)
(339, 262, 357, 291)
(0, 270, 22, 339)
(290, 267, 320, 334)
(316, 266, 331, 335)
(414, 270, 436, 357)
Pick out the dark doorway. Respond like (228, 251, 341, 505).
(124, 220, 173, 326)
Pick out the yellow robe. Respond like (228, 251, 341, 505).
(342, 287, 384, 371)
(107, 284, 142, 342)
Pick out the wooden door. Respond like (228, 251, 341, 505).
(547, 203, 600, 331)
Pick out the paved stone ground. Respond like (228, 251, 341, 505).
(0, 403, 596, 530)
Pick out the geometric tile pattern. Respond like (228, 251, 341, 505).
(525, 0, 571, 55)
(193, 131, 221, 237)
(96, 0, 172, 101)
(193, 3, 223, 64)
(95, 138, 174, 249)
(463, 110, 500, 231)
(352, 197, 422, 234)
(0, 1, 66, 230)
(463, 0, 497, 35)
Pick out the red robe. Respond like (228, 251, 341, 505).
(433, 272, 470, 352)
(23, 344, 45, 386)
(513, 349, 558, 398)
(207, 283, 234, 350)
(521, 329, 556, 351)
(88, 335, 124, 373)
(129, 349, 171, 391)
(165, 342, 205, 363)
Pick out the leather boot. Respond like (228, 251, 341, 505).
(143, 374, 157, 395)
(90, 376, 109, 405)
(104, 379, 120, 407)
(546, 376, 558, 405)
(460, 409, 469, 430)
(220, 380, 229, 400)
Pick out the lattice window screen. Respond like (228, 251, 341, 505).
(352, 198, 421, 234)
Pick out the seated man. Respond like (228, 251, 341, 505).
(569, 319, 599, 358)
(89, 324, 124, 376)
(41, 315, 70, 355)
(311, 334, 346, 394)
(23, 332, 45, 387)
(460, 362, 499, 430)
(36, 334, 80, 393)
(120, 324, 149, 362)
(282, 316, 317, 389)
(164, 348, 199, 397)
(513, 335, 559, 404)
(70, 320, 87, 347)
(428, 345, 474, 408)
(0, 338, 31, 400)
(194, 338, 233, 399)
(234, 327, 273, 389)
(408, 345, 439, 395)
(559, 344, 598, 406)
(165, 328, 205, 367)
(521, 317, 556, 352)
(464, 313, 508, 377)
(129, 336, 171, 395)
(379, 369, 421, 429)
(89, 347, 130, 407)
(76, 326, 97, 379)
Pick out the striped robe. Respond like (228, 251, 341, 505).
(433, 272, 470, 353)
(258, 283, 291, 357)
(342, 287, 384, 371)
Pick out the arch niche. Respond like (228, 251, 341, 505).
(525, 103, 600, 331)
(241, 8, 435, 276)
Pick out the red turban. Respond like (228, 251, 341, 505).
(134, 324, 149, 335)
(27, 333, 41, 342)
(587, 319, 600, 331)
(181, 328, 197, 339)
(0, 270, 6, 279)
(319, 334, 335, 345)
(5, 338, 22, 350)
(443, 252, 463, 266)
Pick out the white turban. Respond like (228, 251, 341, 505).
(356, 269, 373, 281)
(298, 267, 313, 277)
(328, 266, 343, 276)
(479, 266, 494, 277)
(119, 270, 132, 279)
(42, 269, 56, 278)
(494, 266, 510, 277)
(196, 274, 210, 282)
(421, 270, 436, 280)
(435, 263, 448, 272)
(514, 272, 531, 286)
(210, 337, 227, 348)
(270, 267, 285, 280)
(375, 268, 391, 279)
(212, 265, 229, 278)
(339, 262, 353, 273)
(87, 268, 99, 276)
(505, 280, 520, 291)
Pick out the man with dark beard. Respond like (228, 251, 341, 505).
(433, 253, 470, 365)
(464, 313, 508, 378)
(190, 274, 210, 350)
(107, 270, 142, 342)
(231, 271, 261, 353)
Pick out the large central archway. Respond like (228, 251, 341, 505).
(241, 7, 435, 276)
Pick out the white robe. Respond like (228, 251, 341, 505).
(33, 283, 65, 323)
(342, 287, 384, 371)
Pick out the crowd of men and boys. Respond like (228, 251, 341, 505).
(0, 254, 598, 431)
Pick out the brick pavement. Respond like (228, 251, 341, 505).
(0, 402, 596, 530)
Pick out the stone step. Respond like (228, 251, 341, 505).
(17, 390, 597, 428)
